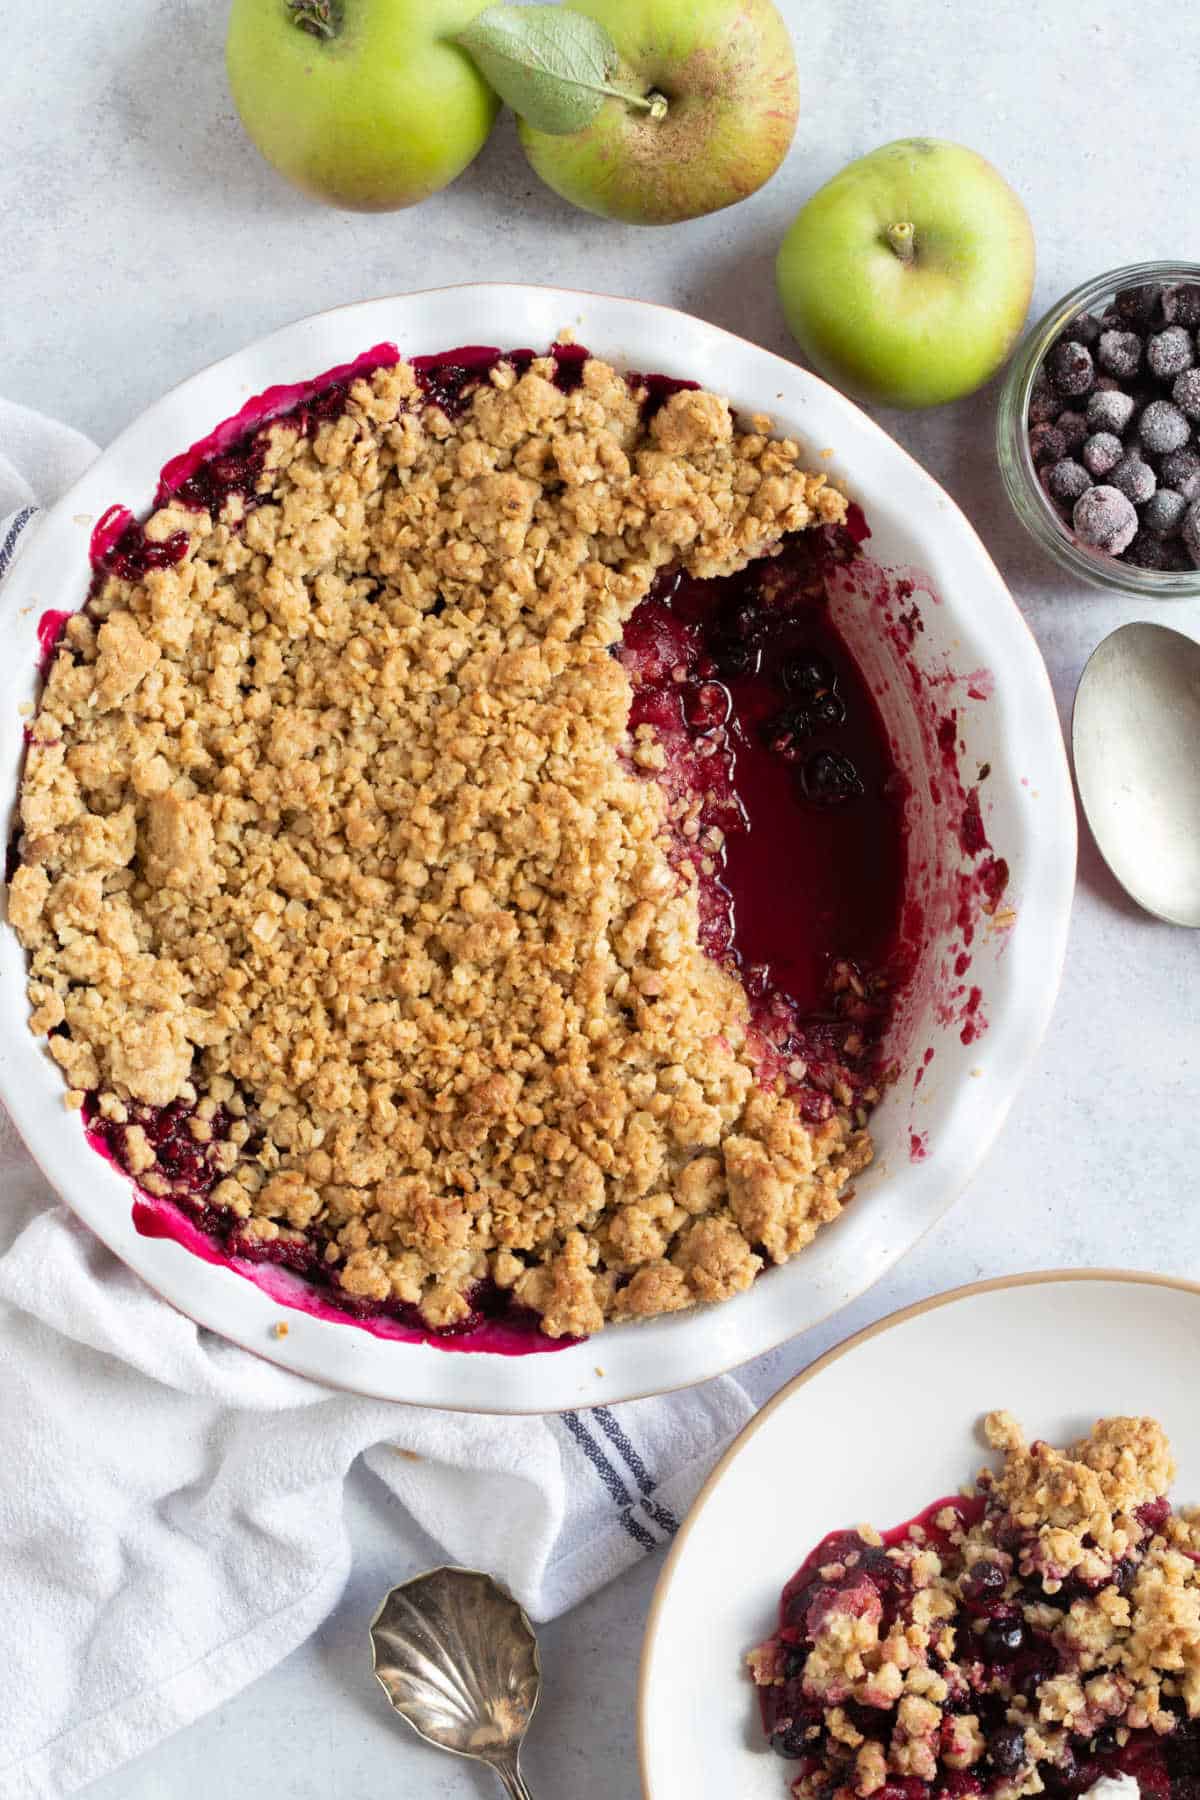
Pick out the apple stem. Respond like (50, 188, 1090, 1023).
(886, 222, 916, 262)
(610, 85, 668, 119)
(287, 0, 342, 39)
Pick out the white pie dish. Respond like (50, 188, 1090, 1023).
(638, 1270, 1200, 1800)
(0, 285, 1075, 1412)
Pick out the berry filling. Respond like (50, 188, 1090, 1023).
(617, 521, 907, 1126)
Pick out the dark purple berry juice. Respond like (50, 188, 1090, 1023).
(619, 514, 906, 1124)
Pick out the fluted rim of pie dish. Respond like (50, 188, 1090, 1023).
(0, 285, 1076, 1412)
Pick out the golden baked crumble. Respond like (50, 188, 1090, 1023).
(11, 347, 868, 1339)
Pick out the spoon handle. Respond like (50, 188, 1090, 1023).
(491, 1752, 534, 1800)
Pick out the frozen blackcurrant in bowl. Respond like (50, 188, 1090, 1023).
(998, 260, 1200, 594)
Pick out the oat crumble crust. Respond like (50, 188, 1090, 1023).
(750, 1414, 1200, 1800)
(9, 348, 869, 1338)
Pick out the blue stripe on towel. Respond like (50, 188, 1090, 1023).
(559, 1411, 659, 1551)
(592, 1407, 679, 1535)
(0, 506, 36, 581)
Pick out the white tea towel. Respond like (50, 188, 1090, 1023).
(0, 412, 756, 1799)
(0, 398, 97, 553)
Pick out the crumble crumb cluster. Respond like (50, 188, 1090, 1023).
(9, 346, 866, 1338)
(750, 1414, 1200, 1800)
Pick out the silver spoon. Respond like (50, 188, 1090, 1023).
(370, 1566, 540, 1799)
(1072, 620, 1200, 927)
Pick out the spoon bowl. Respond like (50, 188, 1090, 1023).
(371, 1566, 540, 1799)
(1072, 621, 1200, 927)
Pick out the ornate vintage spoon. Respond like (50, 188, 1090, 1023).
(370, 1566, 541, 1798)
(1072, 620, 1200, 927)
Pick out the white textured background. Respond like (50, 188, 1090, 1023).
(3, 1, 1199, 1794)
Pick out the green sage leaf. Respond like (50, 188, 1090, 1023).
(457, 5, 633, 136)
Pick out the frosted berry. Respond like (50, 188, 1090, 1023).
(1129, 529, 1187, 572)
(1142, 488, 1187, 538)
(1098, 330, 1143, 380)
(1171, 368, 1200, 422)
(1138, 399, 1191, 455)
(1029, 424, 1066, 466)
(1162, 448, 1200, 500)
(1056, 312, 1101, 348)
(1044, 459, 1091, 507)
(1047, 339, 1094, 397)
(1147, 326, 1195, 381)
(1082, 432, 1123, 477)
(1086, 388, 1135, 435)
(1162, 283, 1200, 329)
(1114, 283, 1163, 331)
(1054, 409, 1088, 454)
(1109, 452, 1157, 504)
(1028, 375, 1062, 425)
(1183, 499, 1200, 567)
(1119, 391, 1154, 438)
(1073, 485, 1139, 554)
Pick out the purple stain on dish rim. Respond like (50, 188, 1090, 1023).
(83, 1116, 573, 1357)
(131, 1195, 576, 1356)
(79, 1090, 573, 1355)
(35, 608, 73, 676)
(153, 341, 402, 502)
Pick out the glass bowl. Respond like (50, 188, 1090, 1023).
(997, 259, 1200, 596)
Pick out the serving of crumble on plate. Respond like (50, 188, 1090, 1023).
(750, 1412, 1200, 1800)
(639, 1276, 1200, 1800)
(7, 337, 914, 1345)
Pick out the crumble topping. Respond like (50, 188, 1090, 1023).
(750, 1415, 1200, 1800)
(10, 347, 868, 1339)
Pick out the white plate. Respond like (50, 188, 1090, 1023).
(0, 286, 1076, 1411)
(639, 1271, 1200, 1799)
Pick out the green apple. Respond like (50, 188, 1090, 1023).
(516, 0, 799, 227)
(776, 138, 1035, 409)
(225, 0, 500, 212)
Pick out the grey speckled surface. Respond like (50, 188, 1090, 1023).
(4, 2, 1199, 1795)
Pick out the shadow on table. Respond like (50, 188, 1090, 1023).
(110, 0, 313, 221)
